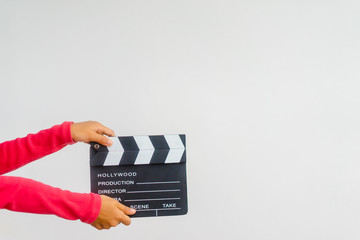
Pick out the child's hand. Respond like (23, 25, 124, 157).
(91, 195, 136, 230)
(70, 121, 115, 146)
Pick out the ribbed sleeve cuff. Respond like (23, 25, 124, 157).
(61, 121, 76, 145)
(82, 193, 102, 224)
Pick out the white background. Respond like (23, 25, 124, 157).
(1, 0, 360, 239)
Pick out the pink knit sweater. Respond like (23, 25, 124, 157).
(0, 122, 101, 224)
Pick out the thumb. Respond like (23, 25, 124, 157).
(92, 133, 113, 146)
(116, 201, 136, 215)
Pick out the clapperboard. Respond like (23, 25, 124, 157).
(90, 135, 188, 218)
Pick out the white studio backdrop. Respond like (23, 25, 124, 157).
(1, 0, 360, 239)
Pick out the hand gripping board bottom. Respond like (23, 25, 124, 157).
(90, 134, 188, 218)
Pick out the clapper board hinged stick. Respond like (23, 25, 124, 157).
(90, 134, 188, 218)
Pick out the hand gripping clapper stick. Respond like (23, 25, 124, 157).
(90, 135, 188, 218)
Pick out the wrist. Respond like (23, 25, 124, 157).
(68, 121, 77, 144)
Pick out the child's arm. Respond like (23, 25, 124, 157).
(0, 121, 114, 175)
(0, 122, 75, 174)
(0, 176, 135, 228)
(0, 176, 101, 223)
(0, 121, 135, 229)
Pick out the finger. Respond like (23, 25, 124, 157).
(103, 224, 111, 230)
(91, 132, 113, 146)
(109, 220, 119, 227)
(96, 124, 116, 137)
(117, 211, 131, 226)
(115, 201, 136, 215)
(91, 224, 102, 230)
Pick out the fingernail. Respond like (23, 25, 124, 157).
(107, 140, 113, 145)
(130, 208, 136, 214)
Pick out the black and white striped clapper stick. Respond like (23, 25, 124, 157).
(90, 134, 188, 218)
(90, 135, 186, 166)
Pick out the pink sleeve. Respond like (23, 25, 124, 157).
(0, 121, 76, 175)
(0, 176, 101, 224)
(0, 122, 102, 223)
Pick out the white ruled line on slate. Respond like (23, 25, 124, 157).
(124, 197, 181, 202)
(136, 181, 180, 185)
(136, 208, 182, 212)
(127, 189, 180, 194)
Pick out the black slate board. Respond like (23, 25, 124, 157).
(90, 134, 188, 218)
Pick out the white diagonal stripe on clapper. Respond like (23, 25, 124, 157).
(134, 136, 154, 165)
(103, 137, 124, 166)
(164, 135, 185, 163)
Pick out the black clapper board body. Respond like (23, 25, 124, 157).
(90, 135, 188, 218)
